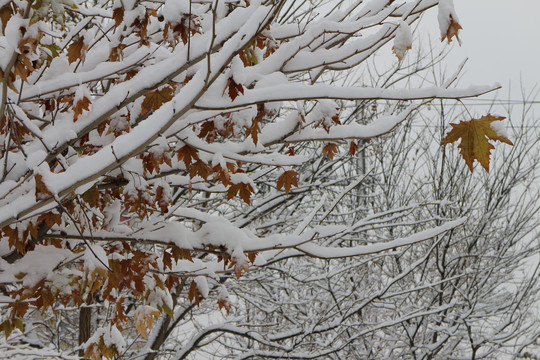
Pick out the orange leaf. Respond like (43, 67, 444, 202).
(67, 36, 88, 64)
(277, 170, 298, 194)
(141, 86, 174, 115)
(441, 114, 513, 172)
(441, 14, 462, 44)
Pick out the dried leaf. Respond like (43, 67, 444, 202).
(189, 160, 213, 180)
(112, 7, 124, 27)
(247, 104, 264, 144)
(141, 86, 174, 115)
(35, 173, 53, 201)
(226, 77, 244, 101)
(188, 280, 201, 306)
(38, 212, 62, 228)
(441, 114, 513, 172)
(199, 120, 216, 142)
(13, 60, 29, 83)
(227, 182, 254, 205)
(247, 252, 258, 264)
(67, 36, 88, 64)
(322, 143, 339, 160)
(0, 5, 13, 34)
(212, 164, 231, 186)
(176, 144, 199, 167)
(155, 185, 171, 213)
(109, 43, 126, 62)
(82, 185, 99, 207)
(277, 170, 298, 194)
(73, 96, 91, 121)
(286, 146, 295, 156)
(217, 297, 231, 314)
(441, 14, 462, 44)
(179, 248, 193, 262)
(349, 141, 358, 156)
(142, 152, 171, 175)
(134, 306, 159, 339)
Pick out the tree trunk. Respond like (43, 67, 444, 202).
(78, 305, 92, 358)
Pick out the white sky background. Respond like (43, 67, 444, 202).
(420, 0, 540, 100)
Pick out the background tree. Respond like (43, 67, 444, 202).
(0, 0, 526, 358)
(171, 58, 539, 358)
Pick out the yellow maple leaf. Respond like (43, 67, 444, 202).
(441, 114, 513, 172)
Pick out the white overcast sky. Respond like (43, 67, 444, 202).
(422, 0, 540, 98)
